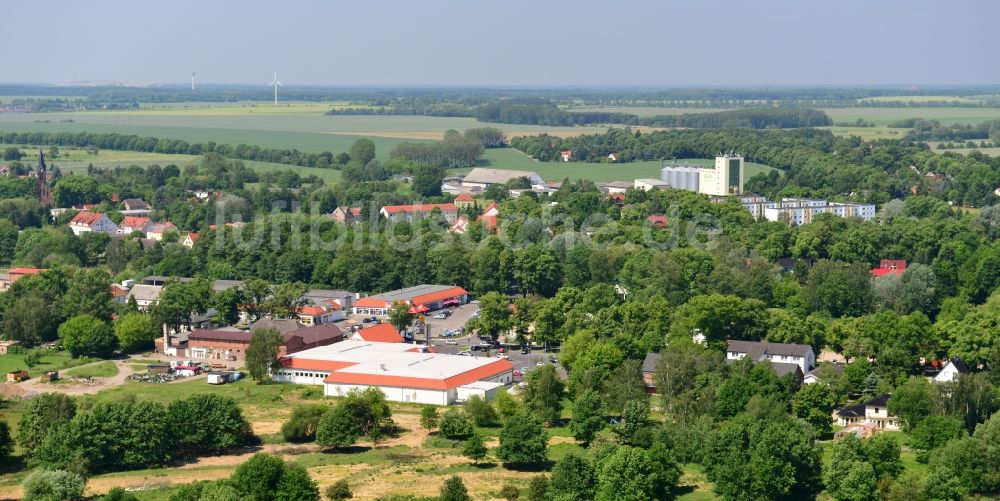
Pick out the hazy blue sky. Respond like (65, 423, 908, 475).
(5, 0, 998, 86)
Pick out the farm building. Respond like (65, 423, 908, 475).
(460, 168, 545, 189)
(351, 284, 468, 317)
(273, 340, 514, 405)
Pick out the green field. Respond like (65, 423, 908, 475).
(466, 150, 776, 183)
(63, 360, 119, 378)
(0, 351, 91, 378)
(564, 106, 735, 117)
(4, 146, 341, 182)
(823, 107, 1000, 126)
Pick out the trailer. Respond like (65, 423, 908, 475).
(207, 371, 241, 385)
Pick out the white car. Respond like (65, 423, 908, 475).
(445, 340, 458, 345)
(536, 361, 545, 367)
(497, 353, 509, 359)
(433, 313, 447, 320)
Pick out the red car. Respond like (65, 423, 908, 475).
(512, 370, 523, 377)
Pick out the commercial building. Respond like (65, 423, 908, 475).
(273, 340, 514, 405)
(351, 284, 468, 317)
(634, 178, 670, 191)
(659, 154, 745, 196)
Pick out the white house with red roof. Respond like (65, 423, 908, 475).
(68, 211, 117, 236)
(454, 193, 475, 209)
(352, 284, 468, 317)
(560, 150, 573, 162)
(380, 203, 458, 223)
(448, 216, 471, 235)
(146, 222, 178, 241)
(296, 305, 339, 326)
(117, 216, 152, 235)
(273, 340, 513, 405)
(182, 232, 200, 248)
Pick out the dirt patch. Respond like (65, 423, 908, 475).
(0, 383, 26, 400)
(377, 412, 429, 448)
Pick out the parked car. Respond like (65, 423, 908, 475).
(445, 340, 458, 345)
(432, 313, 447, 320)
(536, 361, 545, 367)
(549, 356, 558, 363)
(521, 347, 531, 355)
(512, 370, 523, 377)
(497, 354, 509, 359)
(441, 330, 454, 338)
(471, 345, 482, 352)
(458, 351, 472, 356)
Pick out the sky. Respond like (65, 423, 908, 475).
(4, 0, 999, 87)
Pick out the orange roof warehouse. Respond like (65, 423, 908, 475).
(351, 284, 468, 317)
(273, 340, 513, 405)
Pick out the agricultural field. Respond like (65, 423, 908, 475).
(927, 142, 1000, 157)
(0, 107, 608, 160)
(564, 106, 735, 117)
(822, 107, 1000, 127)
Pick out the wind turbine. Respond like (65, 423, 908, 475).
(268, 72, 283, 106)
(191, 71, 196, 91)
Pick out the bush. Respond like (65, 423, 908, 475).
(325, 479, 353, 500)
(167, 394, 256, 456)
(281, 404, 330, 443)
(439, 409, 474, 440)
(101, 487, 140, 501)
(439, 475, 471, 501)
(496, 410, 548, 467)
(464, 396, 498, 427)
(22, 469, 85, 501)
(419, 405, 439, 431)
(58, 314, 116, 358)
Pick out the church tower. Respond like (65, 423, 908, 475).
(37, 150, 52, 206)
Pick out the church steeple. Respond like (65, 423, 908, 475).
(37, 149, 51, 206)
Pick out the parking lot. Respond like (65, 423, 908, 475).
(421, 304, 562, 382)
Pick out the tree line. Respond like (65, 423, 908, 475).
(0, 131, 342, 169)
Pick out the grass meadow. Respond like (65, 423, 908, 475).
(470, 150, 777, 183)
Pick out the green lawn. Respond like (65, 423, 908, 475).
(458, 152, 776, 183)
(0, 351, 91, 378)
(64, 360, 119, 378)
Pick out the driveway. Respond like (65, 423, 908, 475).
(17, 359, 137, 397)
